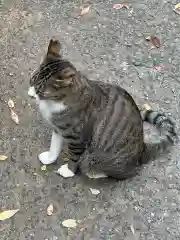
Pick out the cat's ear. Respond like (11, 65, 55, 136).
(47, 38, 61, 56)
(57, 67, 76, 86)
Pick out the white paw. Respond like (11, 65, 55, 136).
(57, 164, 75, 178)
(38, 151, 57, 165)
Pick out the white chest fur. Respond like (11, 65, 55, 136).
(28, 86, 67, 122)
(39, 100, 67, 122)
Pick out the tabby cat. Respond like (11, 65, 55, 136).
(28, 38, 177, 179)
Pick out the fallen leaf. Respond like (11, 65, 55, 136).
(10, 109, 19, 124)
(0, 209, 19, 221)
(90, 188, 100, 195)
(41, 165, 47, 171)
(80, 5, 91, 16)
(153, 65, 165, 71)
(173, 9, 180, 15)
(113, 4, 124, 9)
(150, 45, 156, 50)
(175, 3, 180, 9)
(150, 36, 161, 48)
(130, 224, 135, 235)
(128, 8, 133, 14)
(113, 4, 129, 9)
(7, 99, 15, 109)
(0, 155, 8, 161)
(142, 104, 152, 111)
(47, 204, 53, 216)
(80, 227, 87, 232)
(62, 219, 77, 228)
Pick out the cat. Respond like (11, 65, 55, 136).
(28, 38, 177, 180)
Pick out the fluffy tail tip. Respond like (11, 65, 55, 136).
(141, 108, 178, 144)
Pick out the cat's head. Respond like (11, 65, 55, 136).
(28, 38, 77, 101)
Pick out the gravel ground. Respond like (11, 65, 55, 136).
(1, 0, 180, 239)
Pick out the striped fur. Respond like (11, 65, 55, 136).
(29, 39, 177, 179)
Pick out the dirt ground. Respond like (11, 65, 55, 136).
(1, 0, 180, 239)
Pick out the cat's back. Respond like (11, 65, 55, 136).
(89, 79, 144, 153)
(89, 79, 141, 118)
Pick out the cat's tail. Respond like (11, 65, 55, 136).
(140, 108, 178, 164)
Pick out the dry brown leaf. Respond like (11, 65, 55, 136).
(0, 155, 8, 161)
(153, 65, 165, 71)
(130, 224, 135, 235)
(8, 99, 15, 109)
(142, 104, 152, 111)
(175, 3, 180, 9)
(47, 204, 53, 216)
(62, 219, 77, 228)
(113, 4, 129, 10)
(150, 36, 161, 48)
(41, 165, 47, 171)
(90, 188, 100, 195)
(10, 109, 19, 124)
(173, 9, 180, 15)
(150, 45, 156, 50)
(80, 5, 91, 16)
(0, 209, 19, 221)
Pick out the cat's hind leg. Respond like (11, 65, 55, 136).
(79, 150, 108, 179)
(39, 131, 63, 165)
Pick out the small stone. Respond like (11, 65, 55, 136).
(132, 60, 142, 66)
(125, 42, 132, 47)
(41, 165, 47, 171)
(9, 73, 13, 76)
(51, 237, 58, 240)
(90, 188, 101, 195)
(144, 92, 148, 97)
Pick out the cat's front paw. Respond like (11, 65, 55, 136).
(38, 151, 57, 165)
(57, 164, 75, 178)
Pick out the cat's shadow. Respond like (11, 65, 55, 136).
(43, 157, 120, 190)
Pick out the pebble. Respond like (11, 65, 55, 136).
(132, 61, 142, 66)
(125, 42, 132, 47)
(144, 92, 148, 97)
